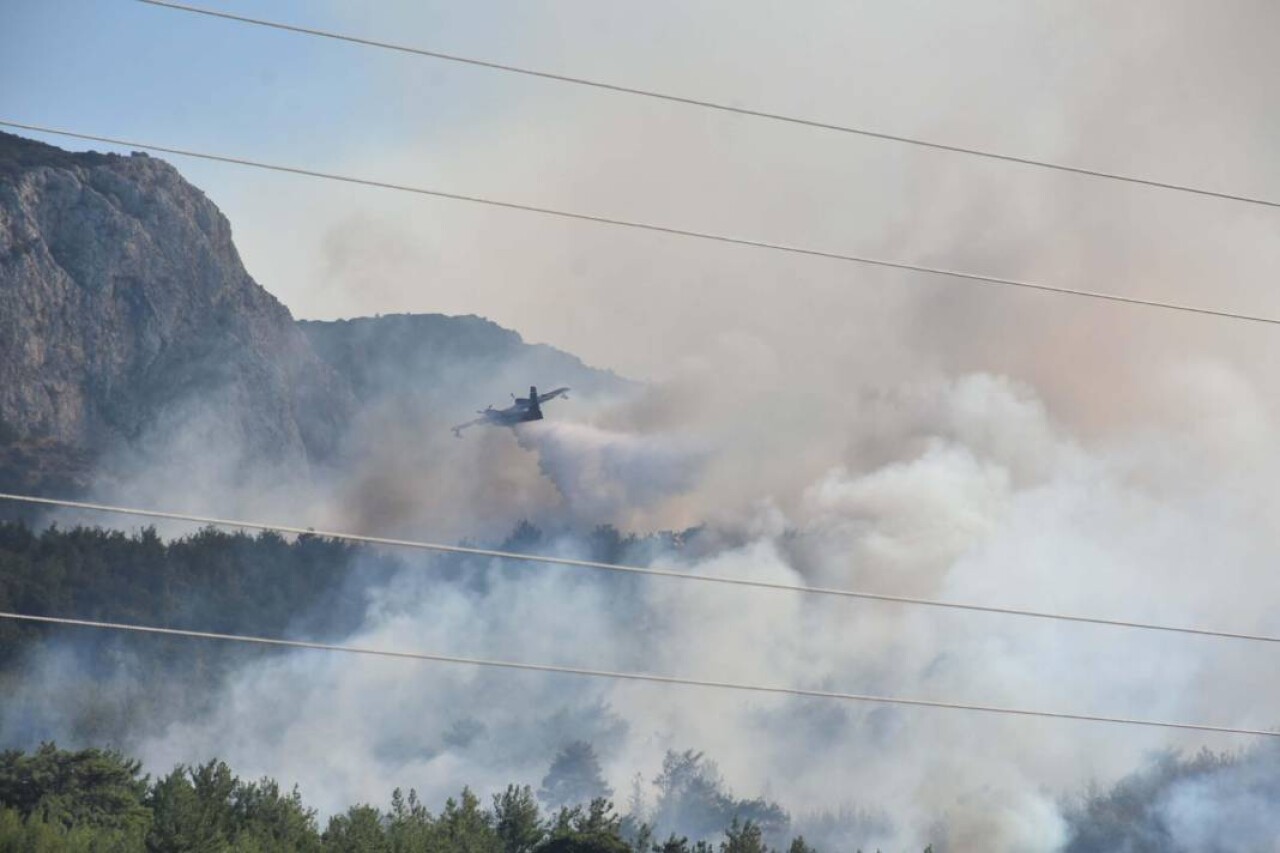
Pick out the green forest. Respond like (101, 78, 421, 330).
(0, 520, 384, 668)
(0, 742, 848, 853)
(0, 524, 852, 851)
(0, 521, 397, 746)
(3, 740, 1268, 852)
(0, 519, 670, 673)
(0, 519, 683, 747)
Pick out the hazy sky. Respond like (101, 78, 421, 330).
(5, 0, 1280, 386)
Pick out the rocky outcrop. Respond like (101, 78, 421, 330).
(0, 132, 353, 477)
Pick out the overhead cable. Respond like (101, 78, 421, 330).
(135, 0, 1280, 212)
(2, 610, 1275, 737)
(3, 120, 1279, 327)
(5, 492, 1280, 647)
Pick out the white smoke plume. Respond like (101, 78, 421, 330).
(123, 367, 1280, 850)
(515, 421, 706, 528)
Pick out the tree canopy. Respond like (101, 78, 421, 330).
(0, 744, 916, 852)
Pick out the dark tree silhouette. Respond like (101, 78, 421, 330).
(539, 742, 614, 811)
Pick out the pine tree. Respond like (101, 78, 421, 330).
(539, 743, 613, 810)
(543, 798, 631, 853)
(493, 785, 544, 853)
(720, 818, 768, 853)
(387, 787, 433, 852)
(434, 788, 501, 852)
(324, 804, 390, 852)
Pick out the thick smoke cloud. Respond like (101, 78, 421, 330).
(102, 367, 1280, 850)
(515, 421, 706, 527)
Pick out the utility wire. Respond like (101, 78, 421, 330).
(6, 491, 1280, 647)
(137, 0, 1280, 212)
(3, 120, 1279, 328)
(2, 610, 1275, 737)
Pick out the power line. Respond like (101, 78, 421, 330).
(2, 609, 1274, 738)
(6, 491, 1280, 647)
(136, 0, 1280, 212)
(4, 120, 1279, 328)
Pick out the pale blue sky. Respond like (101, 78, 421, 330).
(1, 1, 524, 179)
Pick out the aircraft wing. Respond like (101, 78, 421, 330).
(451, 416, 487, 437)
(537, 387, 570, 403)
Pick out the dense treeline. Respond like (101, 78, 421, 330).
(0, 519, 687, 695)
(0, 522, 394, 667)
(0, 520, 684, 672)
(0, 744, 873, 853)
(0, 521, 406, 747)
(0, 520, 690, 778)
(3, 741, 1276, 851)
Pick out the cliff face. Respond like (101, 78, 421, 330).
(0, 132, 352, 477)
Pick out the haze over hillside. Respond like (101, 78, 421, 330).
(0, 131, 629, 516)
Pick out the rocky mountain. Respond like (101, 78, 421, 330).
(0, 132, 628, 498)
(0, 131, 351, 485)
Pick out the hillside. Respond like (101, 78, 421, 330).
(301, 313, 630, 414)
